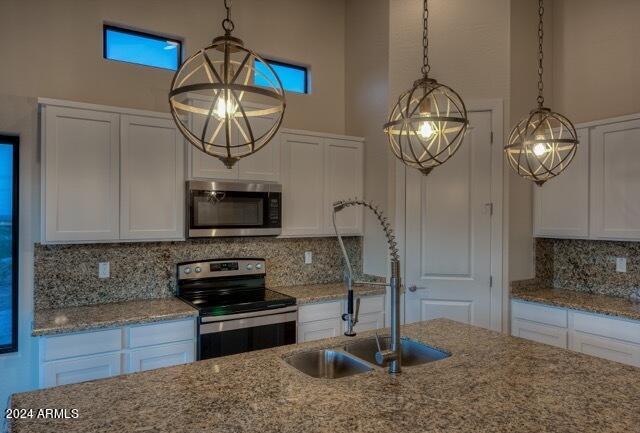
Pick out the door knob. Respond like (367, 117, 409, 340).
(408, 285, 418, 292)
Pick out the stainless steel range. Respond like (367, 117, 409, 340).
(176, 258, 297, 360)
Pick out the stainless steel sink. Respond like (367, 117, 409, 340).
(343, 336, 449, 367)
(284, 349, 373, 379)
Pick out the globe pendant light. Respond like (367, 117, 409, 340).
(169, 0, 286, 169)
(505, 0, 578, 186)
(384, 0, 469, 176)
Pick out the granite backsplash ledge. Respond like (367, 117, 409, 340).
(34, 236, 364, 310)
(535, 238, 640, 298)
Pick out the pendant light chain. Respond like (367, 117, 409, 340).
(421, 0, 430, 77)
(222, 0, 235, 34)
(537, 0, 545, 107)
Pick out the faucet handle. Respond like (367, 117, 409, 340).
(353, 298, 360, 325)
(374, 332, 382, 354)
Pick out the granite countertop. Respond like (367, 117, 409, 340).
(10, 318, 640, 432)
(511, 281, 640, 321)
(273, 282, 386, 305)
(32, 298, 199, 337)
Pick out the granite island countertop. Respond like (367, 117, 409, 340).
(32, 298, 199, 337)
(272, 282, 386, 304)
(511, 281, 640, 321)
(11, 319, 640, 433)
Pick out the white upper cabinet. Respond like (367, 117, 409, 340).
(280, 132, 364, 237)
(188, 96, 239, 180)
(590, 118, 640, 240)
(187, 98, 279, 182)
(42, 105, 120, 242)
(323, 138, 363, 235)
(534, 128, 590, 238)
(40, 99, 186, 243)
(280, 133, 326, 236)
(534, 113, 640, 241)
(120, 115, 184, 240)
(238, 116, 281, 182)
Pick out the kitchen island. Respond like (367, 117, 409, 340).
(9, 319, 640, 433)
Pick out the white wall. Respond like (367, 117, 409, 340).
(552, 0, 640, 123)
(0, 0, 346, 134)
(345, 0, 390, 277)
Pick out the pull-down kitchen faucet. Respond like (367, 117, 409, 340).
(332, 199, 402, 374)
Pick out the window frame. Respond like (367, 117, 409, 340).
(0, 134, 18, 355)
(102, 24, 183, 71)
(256, 58, 309, 94)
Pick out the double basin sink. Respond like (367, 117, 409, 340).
(284, 336, 450, 379)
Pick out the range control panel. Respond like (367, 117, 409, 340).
(177, 259, 266, 280)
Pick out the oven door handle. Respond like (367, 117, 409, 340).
(200, 310, 298, 335)
(200, 305, 298, 323)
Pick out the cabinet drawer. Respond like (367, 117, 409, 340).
(298, 318, 342, 343)
(125, 341, 195, 373)
(571, 311, 640, 345)
(127, 319, 195, 349)
(41, 352, 121, 388)
(298, 301, 342, 323)
(511, 318, 568, 349)
(358, 295, 384, 314)
(570, 330, 639, 367)
(511, 300, 568, 328)
(354, 311, 384, 332)
(42, 328, 122, 361)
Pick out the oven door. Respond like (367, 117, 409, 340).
(198, 307, 297, 360)
(188, 181, 281, 237)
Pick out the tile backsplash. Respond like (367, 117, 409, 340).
(536, 238, 640, 298)
(34, 236, 363, 310)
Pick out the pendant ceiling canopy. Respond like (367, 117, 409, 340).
(169, 0, 286, 169)
(384, 0, 468, 176)
(505, 0, 578, 186)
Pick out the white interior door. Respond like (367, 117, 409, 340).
(404, 111, 493, 329)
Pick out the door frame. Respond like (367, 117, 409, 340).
(394, 99, 504, 332)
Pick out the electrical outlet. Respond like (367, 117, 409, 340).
(304, 251, 313, 265)
(616, 257, 627, 273)
(99, 262, 110, 279)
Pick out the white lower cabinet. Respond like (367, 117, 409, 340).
(41, 353, 121, 388)
(125, 341, 195, 373)
(511, 300, 640, 367)
(39, 318, 196, 388)
(297, 295, 385, 343)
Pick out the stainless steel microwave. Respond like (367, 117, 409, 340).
(187, 180, 282, 238)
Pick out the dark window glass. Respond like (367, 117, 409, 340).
(0, 135, 18, 354)
(103, 25, 181, 71)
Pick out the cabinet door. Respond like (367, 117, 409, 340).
(238, 116, 281, 182)
(188, 97, 239, 180)
(125, 341, 195, 373)
(120, 115, 184, 240)
(324, 138, 364, 235)
(42, 106, 120, 242)
(569, 331, 639, 367)
(511, 318, 568, 349)
(280, 133, 325, 236)
(591, 119, 640, 239)
(40, 353, 121, 388)
(534, 128, 589, 238)
(298, 318, 343, 343)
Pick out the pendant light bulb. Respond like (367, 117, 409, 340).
(418, 120, 434, 139)
(532, 135, 548, 156)
(214, 95, 237, 120)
